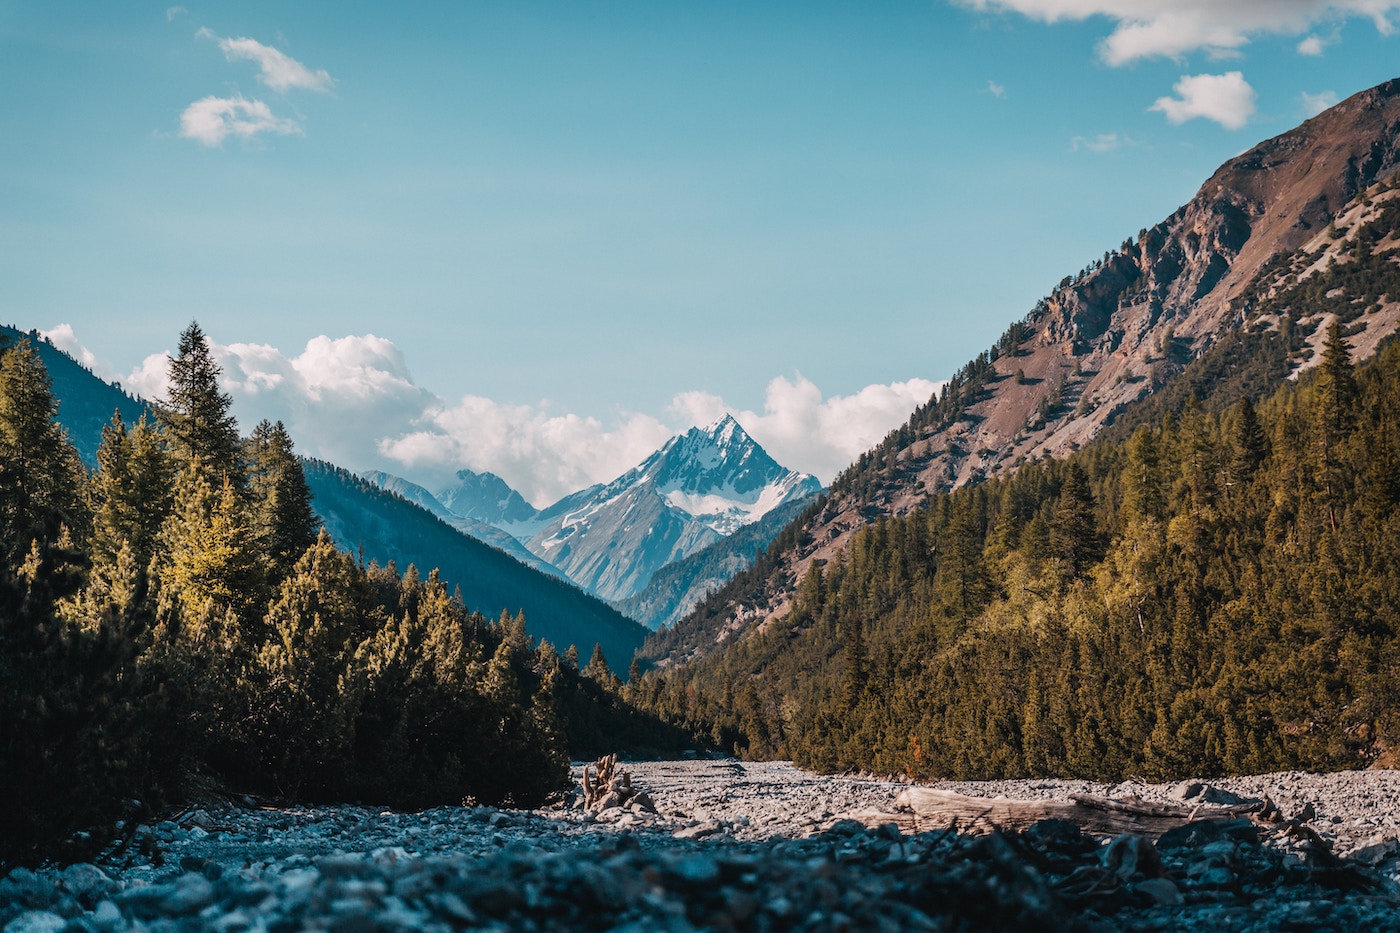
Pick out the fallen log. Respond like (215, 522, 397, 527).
(851, 787, 1264, 838)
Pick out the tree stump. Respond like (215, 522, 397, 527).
(580, 754, 655, 813)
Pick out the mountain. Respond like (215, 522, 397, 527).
(646, 76, 1400, 668)
(436, 469, 553, 540)
(0, 325, 151, 465)
(360, 470, 569, 581)
(524, 415, 823, 602)
(611, 493, 821, 630)
(305, 460, 647, 667)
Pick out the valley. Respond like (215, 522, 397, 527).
(7, 62, 1400, 933)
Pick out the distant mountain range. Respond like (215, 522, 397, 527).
(366, 415, 824, 608)
(0, 325, 648, 667)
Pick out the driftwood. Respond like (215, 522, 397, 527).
(852, 787, 1264, 838)
(580, 754, 655, 813)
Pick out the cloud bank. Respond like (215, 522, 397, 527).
(956, 1, 1399, 65)
(110, 330, 937, 506)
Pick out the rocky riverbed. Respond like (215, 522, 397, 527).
(4, 760, 1400, 931)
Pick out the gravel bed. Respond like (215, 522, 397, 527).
(3, 760, 1400, 931)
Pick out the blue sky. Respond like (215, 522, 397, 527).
(3, 1, 1398, 503)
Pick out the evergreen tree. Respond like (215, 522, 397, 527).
(159, 322, 242, 482)
(0, 338, 85, 573)
(157, 461, 266, 625)
(1051, 463, 1098, 579)
(1229, 396, 1268, 487)
(1314, 322, 1358, 533)
(245, 419, 319, 577)
(88, 413, 174, 575)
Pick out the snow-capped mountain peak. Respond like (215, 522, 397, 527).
(521, 416, 822, 600)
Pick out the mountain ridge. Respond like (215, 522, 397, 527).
(645, 76, 1400, 668)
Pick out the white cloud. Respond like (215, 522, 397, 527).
(1149, 72, 1256, 130)
(124, 352, 173, 402)
(1297, 34, 1326, 54)
(383, 403, 675, 507)
(954, 1, 1400, 64)
(1300, 89, 1341, 116)
(987, 80, 1007, 98)
(166, 6, 187, 23)
(198, 29, 333, 93)
(179, 95, 303, 147)
(1071, 132, 1124, 153)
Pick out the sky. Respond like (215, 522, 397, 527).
(4, 1, 1399, 505)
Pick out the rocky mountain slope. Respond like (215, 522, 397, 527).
(524, 415, 822, 602)
(650, 76, 1400, 665)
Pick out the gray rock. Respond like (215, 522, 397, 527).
(1170, 781, 1205, 801)
(2, 911, 66, 933)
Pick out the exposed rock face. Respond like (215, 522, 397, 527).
(653, 77, 1400, 664)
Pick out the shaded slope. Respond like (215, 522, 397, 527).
(0, 325, 151, 465)
(304, 459, 648, 667)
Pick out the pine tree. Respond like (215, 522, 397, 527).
(1051, 463, 1098, 579)
(245, 420, 319, 577)
(1314, 322, 1358, 533)
(160, 322, 242, 483)
(1229, 396, 1268, 487)
(0, 338, 86, 573)
(89, 413, 175, 574)
(1122, 426, 1164, 523)
(157, 461, 266, 624)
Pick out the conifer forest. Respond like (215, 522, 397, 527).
(628, 324, 1400, 782)
(0, 324, 670, 866)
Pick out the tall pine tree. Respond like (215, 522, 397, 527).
(160, 322, 242, 483)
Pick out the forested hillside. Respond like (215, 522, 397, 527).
(629, 326, 1400, 780)
(306, 461, 648, 668)
(0, 325, 673, 868)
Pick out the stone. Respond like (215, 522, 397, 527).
(673, 821, 723, 841)
(669, 855, 720, 886)
(1134, 877, 1184, 907)
(1170, 781, 1205, 801)
(2, 911, 66, 933)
